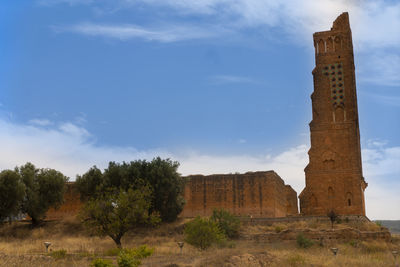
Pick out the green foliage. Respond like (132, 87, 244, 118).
(375, 221, 382, 227)
(117, 251, 140, 267)
(348, 240, 358, 247)
(80, 187, 160, 248)
(49, 249, 67, 260)
(274, 225, 284, 233)
(76, 166, 103, 201)
(184, 216, 225, 250)
(91, 258, 115, 267)
(77, 158, 186, 222)
(116, 246, 154, 267)
(0, 170, 25, 221)
(296, 233, 314, 248)
(17, 162, 68, 225)
(210, 208, 240, 238)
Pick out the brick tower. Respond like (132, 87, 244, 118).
(299, 13, 368, 216)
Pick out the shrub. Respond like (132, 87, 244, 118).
(210, 208, 241, 238)
(375, 221, 382, 227)
(49, 249, 67, 260)
(274, 225, 284, 233)
(91, 258, 115, 267)
(296, 233, 314, 248)
(117, 251, 140, 267)
(116, 245, 154, 267)
(184, 216, 225, 250)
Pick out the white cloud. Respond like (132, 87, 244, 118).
(50, 0, 400, 87)
(56, 23, 221, 42)
(0, 117, 398, 219)
(28, 118, 53, 126)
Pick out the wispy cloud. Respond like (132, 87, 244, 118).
(0, 116, 398, 219)
(209, 75, 259, 85)
(55, 23, 221, 42)
(28, 118, 53, 126)
(47, 0, 400, 87)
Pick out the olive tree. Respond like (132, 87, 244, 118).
(80, 186, 160, 248)
(77, 158, 186, 222)
(0, 170, 25, 222)
(18, 163, 68, 225)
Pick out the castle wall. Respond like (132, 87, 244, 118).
(48, 171, 298, 220)
(285, 185, 298, 216)
(181, 171, 294, 218)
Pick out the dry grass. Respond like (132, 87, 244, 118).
(0, 218, 398, 267)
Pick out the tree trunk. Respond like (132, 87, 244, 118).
(113, 236, 122, 249)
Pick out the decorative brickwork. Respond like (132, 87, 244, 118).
(299, 12, 367, 216)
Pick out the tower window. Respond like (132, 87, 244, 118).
(348, 199, 351, 206)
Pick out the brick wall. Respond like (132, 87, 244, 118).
(181, 171, 297, 218)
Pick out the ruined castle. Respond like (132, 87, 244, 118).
(47, 12, 367, 220)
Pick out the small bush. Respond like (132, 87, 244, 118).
(287, 254, 306, 266)
(348, 240, 358, 247)
(128, 245, 154, 260)
(375, 221, 382, 227)
(184, 216, 225, 250)
(117, 251, 140, 267)
(210, 208, 241, 238)
(117, 245, 154, 267)
(49, 249, 67, 260)
(91, 258, 115, 267)
(274, 225, 284, 233)
(296, 233, 314, 248)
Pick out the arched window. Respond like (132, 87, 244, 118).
(346, 192, 353, 206)
(334, 36, 342, 52)
(318, 39, 325, 54)
(335, 106, 344, 122)
(326, 37, 333, 52)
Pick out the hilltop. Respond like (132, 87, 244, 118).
(0, 217, 398, 266)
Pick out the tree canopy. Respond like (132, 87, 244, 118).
(80, 187, 160, 248)
(17, 162, 68, 225)
(76, 157, 186, 222)
(0, 170, 25, 222)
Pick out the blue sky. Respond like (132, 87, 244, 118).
(0, 0, 399, 219)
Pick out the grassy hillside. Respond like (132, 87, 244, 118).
(0, 218, 398, 266)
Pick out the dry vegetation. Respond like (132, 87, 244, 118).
(0, 217, 398, 267)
